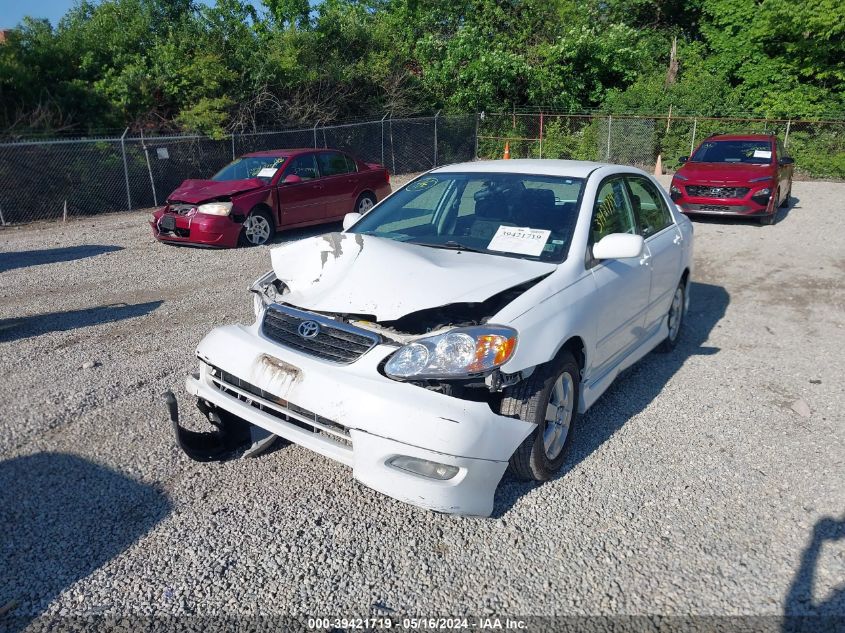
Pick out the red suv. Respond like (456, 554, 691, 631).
(670, 134, 794, 225)
(151, 148, 391, 247)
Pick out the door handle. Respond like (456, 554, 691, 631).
(673, 234, 682, 245)
(639, 252, 651, 266)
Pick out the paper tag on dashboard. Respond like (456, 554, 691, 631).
(487, 226, 551, 256)
(753, 150, 772, 159)
(257, 167, 278, 178)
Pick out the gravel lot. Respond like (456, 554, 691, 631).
(1, 178, 843, 626)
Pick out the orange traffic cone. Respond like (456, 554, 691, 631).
(654, 154, 663, 176)
(503, 142, 511, 160)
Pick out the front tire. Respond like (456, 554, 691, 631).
(780, 186, 791, 208)
(760, 189, 779, 225)
(501, 353, 580, 481)
(239, 208, 275, 247)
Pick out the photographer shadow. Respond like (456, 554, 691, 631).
(0, 453, 170, 631)
(783, 514, 845, 632)
(493, 280, 728, 516)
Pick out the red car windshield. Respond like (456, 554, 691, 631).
(212, 156, 287, 182)
(691, 140, 773, 165)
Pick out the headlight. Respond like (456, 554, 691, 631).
(750, 188, 772, 205)
(670, 185, 682, 194)
(384, 326, 517, 379)
(673, 173, 688, 181)
(197, 201, 233, 216)
(250, 270, 282, 317)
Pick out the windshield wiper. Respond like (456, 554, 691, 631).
(413, 240, 487, 253)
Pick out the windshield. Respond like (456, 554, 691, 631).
(691, 140, 773, 164)
(212, 156, 287, 182)
(348, 172, 584, 262)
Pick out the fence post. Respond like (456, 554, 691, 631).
(433, 110, 441, 167)
(690, 117, 698, 156)
(784, 118, 792, 148)
(141, 129, 158, 207)
(231, 132, 236, 160)
(475, 112, 481, 160)
(0, 204, 5, 226)
(120, 128, 132, 211)
(605, 115, 612, 161)
(539, 112, 544, 158)
(313, 122, 318, 149)
(381, 113, 388, 166)
(389, 115, 396, 175)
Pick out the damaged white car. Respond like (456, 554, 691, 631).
(167, 160, 693, 516)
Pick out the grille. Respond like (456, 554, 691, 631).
(261, 304, 380, 364)
(208, 364, 352, 446)
(686, 185, 749, 199)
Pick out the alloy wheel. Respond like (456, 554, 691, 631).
(243, 215, 271, 245)
(543, 372, 575, 460)
(358, 196, 375, 213)
(668, 286, 683, 342)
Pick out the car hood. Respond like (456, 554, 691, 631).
(269, 232, 557, 321)
(677, 162, 774, 184)
(168, 178, 266, 204)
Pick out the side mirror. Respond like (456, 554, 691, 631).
(678, 156, 688, 164)
(343, 212, 362, 230)
(778, 157, 794, 166)
(592, 233, 645, 260)
(282, 174, 302, 184)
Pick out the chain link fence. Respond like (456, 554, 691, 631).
(1, 111, 842, 226)
(0, 114, 475, 225)
(476, 112, 845, 179)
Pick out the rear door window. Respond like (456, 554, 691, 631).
(317, 152, 354, 177)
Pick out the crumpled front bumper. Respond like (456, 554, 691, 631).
(150, 209, 241, 248)
(185, 323, 535, 516)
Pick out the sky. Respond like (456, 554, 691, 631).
(0, 0, 264, 28)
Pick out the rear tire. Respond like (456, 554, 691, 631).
(657, 281, 685, 352)
(354, 192, 377, 215)
(239, 208, 275, 247)
(501, 353, 580, 481)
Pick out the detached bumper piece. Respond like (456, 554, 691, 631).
(165, 390, 277, 461)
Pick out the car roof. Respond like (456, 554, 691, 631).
(241, 148, 349, 158)
(705, 134, 775, 142)
(431, 159, 616, 178)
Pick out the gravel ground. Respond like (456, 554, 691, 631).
(1, 177, 843, 626)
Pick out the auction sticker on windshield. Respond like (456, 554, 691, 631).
(257, 167, 279, 178)
(487, 226, 551, 256)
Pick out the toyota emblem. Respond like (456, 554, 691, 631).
(297, 320, 321, 339)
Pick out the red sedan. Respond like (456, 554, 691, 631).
(151, 148, 391, 247)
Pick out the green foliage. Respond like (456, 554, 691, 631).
(0, 0, 842, 142)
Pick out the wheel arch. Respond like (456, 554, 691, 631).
(555, 335, 586, 377)
(249, 202, 276, 228)
(520, 335, 586, 381)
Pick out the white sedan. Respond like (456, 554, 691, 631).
(168, 160, 694, 516)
